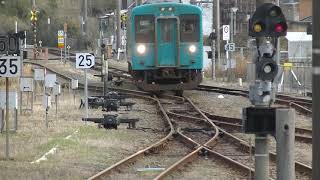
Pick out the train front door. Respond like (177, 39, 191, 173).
(156, 18, 178, 67)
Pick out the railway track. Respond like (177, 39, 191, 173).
(47, 47, 312, 116)
(197, 85, 312, 116)
(24, 56, 312, 179)
(90, 95, 258, 179)
(184, 100, 312, 179)
(47, 48, 131, 80)
(168, 109, 312, 144)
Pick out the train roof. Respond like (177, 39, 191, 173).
(132, 2, 202, 15)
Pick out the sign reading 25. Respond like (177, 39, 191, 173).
(76, 53, 95, 69)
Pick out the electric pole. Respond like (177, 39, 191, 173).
(84, 0, 87, 35)
(211, 1, 216, 80)
(32, 0, 37, 60)
(216, 0, 221, 70)
(312, 0, 320, 178)
(116, 0, 122, 52)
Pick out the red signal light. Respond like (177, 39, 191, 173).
(275, 23, 286, 33)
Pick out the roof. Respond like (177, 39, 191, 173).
(286, 32, 312, 42)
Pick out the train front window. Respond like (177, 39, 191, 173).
(135, 15, 155, 43)
(159, 19, 176, 42)
(180, 15, 200, 42)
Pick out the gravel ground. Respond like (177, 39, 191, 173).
(0, 92, 165, 180)
(172, 156, 249, 180)
(184, 90, 312, 172)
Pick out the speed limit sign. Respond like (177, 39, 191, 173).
(0, 56, 21, 77)
(76, 53, 95, 69)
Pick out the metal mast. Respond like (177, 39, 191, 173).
(312, 0, 320, 178)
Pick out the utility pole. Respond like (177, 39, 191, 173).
(211, 0, 216, 80)
(216, 0, 221, 70)
(312, 0, 320, 178)
(84, 0, 87, 35)
(276, 0, 280, 65)
(116, 0, 122, 52)
(32, 0, 37, 60)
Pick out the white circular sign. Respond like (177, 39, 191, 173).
(222, 25, 230, 41)
(223, 26, 229, 33)
(76, 53, 95, 69)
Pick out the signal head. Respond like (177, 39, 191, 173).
(249, 3, 287, 37)
(256, 56, 279, 81)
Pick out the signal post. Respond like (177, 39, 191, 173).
(30, 9, 38, 60)
(242, 3, 295, 180)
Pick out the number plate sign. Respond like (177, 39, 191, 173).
(0, 34, 20, 55)
(224, 43, 235, 52)
(0, 56, 21, 77)
(222, 25, 230, 41)
(76, 53, 95, 69)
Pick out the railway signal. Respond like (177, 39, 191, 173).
(30, 9, 38, 59)
(243, 3, 294, 180)
(249, 3, 287, 37)
(30, 10, 37, 22)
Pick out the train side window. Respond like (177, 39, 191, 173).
(135, 15, 155, 43)
(180, 15, 199, 42)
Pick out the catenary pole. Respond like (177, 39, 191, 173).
(312, 0, 320, 178)
(216, 0, 220, 69)
(211, 1, 216, 80)
(84, 0, 87, 35)
(116, 0, 122, 52)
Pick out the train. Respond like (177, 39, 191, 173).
(127, 1, 203, 95)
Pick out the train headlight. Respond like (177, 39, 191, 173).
(137, 44, 146, 54)
(189, 45, 196, 53)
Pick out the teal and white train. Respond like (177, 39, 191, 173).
(128, 1, 203, 94)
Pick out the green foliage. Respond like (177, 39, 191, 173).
(0, 0, 30, 19)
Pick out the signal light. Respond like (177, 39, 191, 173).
(274, 23, 286, 33)
(256, 56, 278, 81)
(249, 3, 287, 37)
(269, 7, 280, 17)
(254, 23, 263, 33)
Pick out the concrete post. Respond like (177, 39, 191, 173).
(276, 108, 295, 180)
(0, 108, 4, 133)
(254, 134, 269, 180)
(105, 58, 109, 95)
(13, 108, 18, 131)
